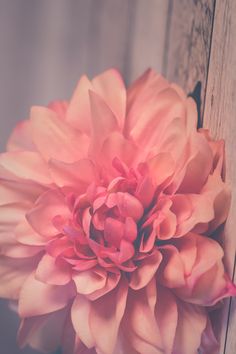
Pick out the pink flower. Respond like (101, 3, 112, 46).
(0, 68, 235, 354)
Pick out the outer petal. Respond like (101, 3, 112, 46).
(49, 158, 97, 189)
(126, 69, 169, 135)
(123, 278, 163, 354)
(66, 75, 93, 134)
(48, 100, 68, 120)
(129, 88, 186, 159)
(0, 179, 44, 206)
(0, 151, 52, 185)
(147, 153, 175, 187)
(199, 318, 219, 354)
(201, 172, 231, 233)
(101, 132, 137, 168)
(89, 278, 128, 354)
(15, 219, 47, 246)
(18, 307, 68, 353)
(172, 301, 207, 354)
(158, 245, 186, 288)
(172, 233, 236, 305)
(0, 256, 39, 299)
(71, 294, 95, 349)
(7, 119, 35, 152)
(92, 69, 126, 129)
(36, 254, 71, 285)
(177, 132, 213, 193)
(0, 201, 31, 233)
(89, 90, 119, 157)
(1, 243, 43, 259)
(18, 273, 75, 317)
(155, 286, 178, 354)
(172, 193, 215, 237)
(30, 106, 89, 163)
(26, 190, 71, 237)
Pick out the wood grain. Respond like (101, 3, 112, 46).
(203, 0, 236, 352)
(164, 0, 215, 121)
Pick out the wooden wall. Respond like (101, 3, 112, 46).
(0, 1, 235, 353)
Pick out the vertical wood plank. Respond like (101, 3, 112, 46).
(164, 0, 215, 120)
(203, 0, 236, 352)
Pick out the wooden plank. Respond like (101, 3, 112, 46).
(164, 0, 215, 122)
(203, 0, 236, 352)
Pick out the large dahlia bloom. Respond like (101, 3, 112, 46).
(0, 69, 235, 354)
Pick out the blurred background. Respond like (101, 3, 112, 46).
(0, 0, 168, 151)
(0, 1, 168, 353)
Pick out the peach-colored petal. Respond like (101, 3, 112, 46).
(155, 286, 178, 354)
(201, 172, 231, 232)
(87, 271, 121, 301)
(89, 278, 128, 354)
(89, 90, 119, 156)
(49, 158, 97, 189)
(0, 179, 44, 205)
(172, 193, 215, 236)
(0, 201, 32, 233)
(129, 88, 186, 157)
(157, 208, 177, 240)
(26, 190, 71, 237)
(1, 243, 43, 258)
(0, 151, 52, 185)
(30, 106, 89, 162)
(101, 132, 137, 168)
(170, 233, 236, 306)
(147, 152, 175, 187)
(199, 318, 219, 354)
(14, 219, 47, 246)
(106, 192, 143, 220)
(66, 75, 93, 134)
(92, 68, 126, 129)
(36, 254, 71, 285)
(0, 256, 39, 299)
(123, 278, 163, 354)
(18, 308, 68, 353)
(178, 132, 213, 193)
(72, 267, 106, 295)
(126, 69, 169, 135)
(130, 251, 162, 290)
(61, 313, 80, 354)
(0, 69, 234, 354)
(7, 119, 35, 152)
(158, 245, 185, 288)
(71, 294, 95, 348)
(48, 100, 68, 120)
(19, 273, 75, 317)
(173, 301, 207, 354)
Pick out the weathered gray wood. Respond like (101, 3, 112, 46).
(203, 0, 236, 352)
(164, 0, 215, 122)
(165, 1, 236, 352)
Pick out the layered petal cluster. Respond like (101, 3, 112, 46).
(0, 69, 235, 354)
